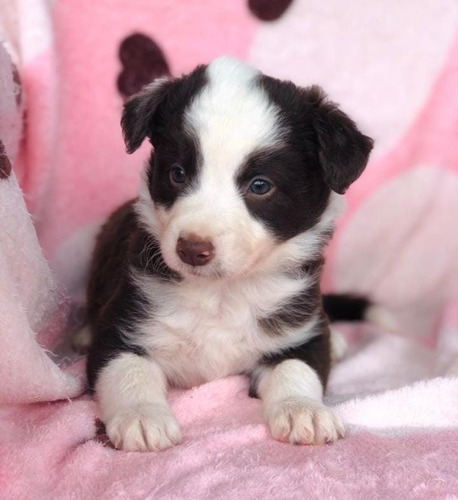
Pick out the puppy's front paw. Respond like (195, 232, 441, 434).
(266, 398, 345, 445)
(105, 405, 182, 452)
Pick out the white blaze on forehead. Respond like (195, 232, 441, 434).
(150, 58, 289, 278)
(185, 57, 284, 178)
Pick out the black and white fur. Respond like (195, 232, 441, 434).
(84, 57, 373, 452)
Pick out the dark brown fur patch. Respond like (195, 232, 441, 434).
(121, 64, 207, 155)
(0, 140, 12, 179)
(237, 147, 331, 241)
(86, 201, 136, 323)
(249, 316, 332, 399)
(252, 257, 332, 396)
(261, 319, 332, 388)
(258, 259, 325, 336)
(258, 78, 373, 195)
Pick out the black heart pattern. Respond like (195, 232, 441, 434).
(117, 33, 171, 100)
(248, 0, 293, 21)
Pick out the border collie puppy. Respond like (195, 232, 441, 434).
(84, 57, 373, 452)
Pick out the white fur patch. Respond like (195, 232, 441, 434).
(96, 353, 181, 452)
(127, 269, 320, 388)
(186, 56, 284, 170)
(257, 359, 345, 444)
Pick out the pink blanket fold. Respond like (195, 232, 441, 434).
(1, 0, 458, 498)
(0, 40, 82, 406)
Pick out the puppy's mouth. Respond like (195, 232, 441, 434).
(172, 255, 268, 282)
(175, 261, 228, 280)
(163, 249, 242, 281)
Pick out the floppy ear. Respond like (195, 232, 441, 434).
(311, 86, 373, 194)
(121, 77, 175, 154)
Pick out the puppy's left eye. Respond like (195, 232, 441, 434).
(170, 163, 186, 185)
(248, 178, 273, 196)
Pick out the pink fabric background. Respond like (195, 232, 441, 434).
(1, 0, 458, 498)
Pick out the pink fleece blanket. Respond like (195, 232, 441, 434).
(1, 1, 458, 498)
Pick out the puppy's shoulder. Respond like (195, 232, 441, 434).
(87, 199, 139, 320)
(95, 199, 139, 258)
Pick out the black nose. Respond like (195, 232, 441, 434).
(176, 237, 215, 266)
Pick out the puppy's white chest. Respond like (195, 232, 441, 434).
(148, 292, 261, 386)
(135, 273, 310, 388)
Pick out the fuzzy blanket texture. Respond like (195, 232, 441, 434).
(1, 0, 458, 498)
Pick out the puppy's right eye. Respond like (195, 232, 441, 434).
(170, 164, 186, 185)
(248, 177, 273, 196)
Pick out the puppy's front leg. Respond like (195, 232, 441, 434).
(96, 352, 181, 452)
(256, 357, 345, 445)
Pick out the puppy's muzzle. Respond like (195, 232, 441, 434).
(176, 236, 215, 266)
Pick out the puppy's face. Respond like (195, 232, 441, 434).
(123, 58, 372, 280)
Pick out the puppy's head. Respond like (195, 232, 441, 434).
(122, 57, 373, 280)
